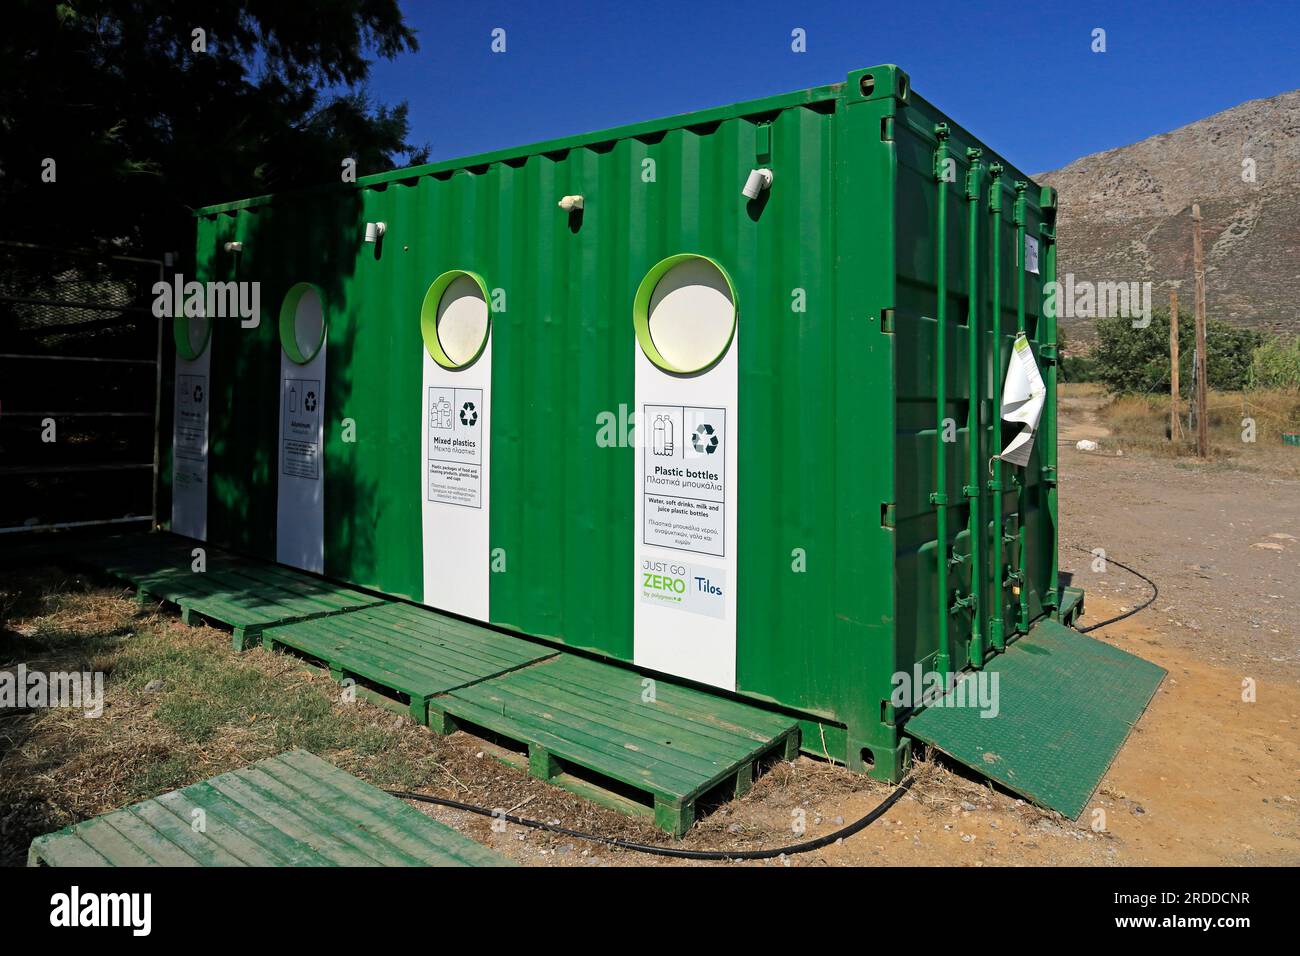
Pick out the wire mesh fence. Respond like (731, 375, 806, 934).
(0, 241, 164, 532)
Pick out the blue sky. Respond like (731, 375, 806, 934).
(365, 0, 1299, 173)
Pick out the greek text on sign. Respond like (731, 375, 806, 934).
(175, 373, 207, 461)
(282, 377, 321, 479)
(427, 386, 482, 508)
(642, 404, 726, 557)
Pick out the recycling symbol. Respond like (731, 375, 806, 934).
(459, 401, 478, 426)
(304, 391, 317, 412)
(692, 423, 719, 455)
(192, 384, 204, 403)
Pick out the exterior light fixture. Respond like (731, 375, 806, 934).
(742, 168, 773, 199)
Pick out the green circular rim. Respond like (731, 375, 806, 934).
(632, 254, 737, 376)
(420, 269, 492, 370)
(278, 282, 327, 365)
(173, 315, 212, 361)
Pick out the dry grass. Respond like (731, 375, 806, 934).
(0, 568, 469, 866)
(1095, 389, 1300, 476)
(0, 564, 758, 865)
(1060, 382, 1107, 399)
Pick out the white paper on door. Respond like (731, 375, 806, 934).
(999, 333, 1045, 467)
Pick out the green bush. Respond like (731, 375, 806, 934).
(1061, 354, 1099, 383)
(1092, 310, 1264, 395)
(1056, 327, 1096, 383)
(1248, 337, 1300, 390)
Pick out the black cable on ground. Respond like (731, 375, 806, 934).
(388, 775, 913, 861)
(1069, 545, 1159, 633)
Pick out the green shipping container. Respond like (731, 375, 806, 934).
(173, 65, 1063, 780)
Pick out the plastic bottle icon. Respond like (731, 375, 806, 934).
(431, 395, 453, 429)
(289, 385, 298, 412)
(663, 416, 674, 456)
(653, 416, 665, 455)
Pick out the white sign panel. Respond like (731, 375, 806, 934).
(276, 351, 325, 572)
(633, 265, 738, 691)
(1024, 234, 1040, 275)
(426, 385, 484, 508)
(421, 348, 490, 620)
(641, 404, 726, 557)
(171, 324, 210, 540)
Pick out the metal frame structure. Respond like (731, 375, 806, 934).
(0, 240, 165, 533)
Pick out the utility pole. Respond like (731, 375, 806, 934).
(1169, 288, 1180, 441)
(1192, 204, 1210, 459)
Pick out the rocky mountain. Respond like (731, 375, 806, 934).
(1038, 90, 1300, 347)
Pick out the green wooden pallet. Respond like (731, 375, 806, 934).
(75, 533, 386, 648)
(429, 654, 801, 836)
(261, 602, 557, 723)
(28, 749, 509, 867)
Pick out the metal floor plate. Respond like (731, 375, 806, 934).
(905, 618, 1165, 820)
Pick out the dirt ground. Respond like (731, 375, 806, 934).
(1058, 386, 1298, 675)
(1, 389, 1296, 867)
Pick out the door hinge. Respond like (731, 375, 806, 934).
(964, 148, 983, 200)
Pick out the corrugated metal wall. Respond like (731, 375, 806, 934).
(181, 67, 1057, 776)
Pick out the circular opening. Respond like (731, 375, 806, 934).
(173, 314, 212, 361)
(436, 277, 488, 365)
(420, 270, 491, 370)
(278, 283, 326, 365)
(633, 255, 736, 375)
(860, 73, 875, 96)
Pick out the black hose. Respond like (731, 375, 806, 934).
(1069, 545, 1159, 633)
(388, 775, 913, 861)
